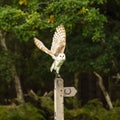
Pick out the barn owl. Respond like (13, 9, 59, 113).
(34, 25, 66, 77)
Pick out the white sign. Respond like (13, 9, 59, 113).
(64, 87, 77, 97)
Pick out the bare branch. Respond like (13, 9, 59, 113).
(94, 71, 113, 110)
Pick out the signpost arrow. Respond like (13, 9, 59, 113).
(64, 87, 77, 97)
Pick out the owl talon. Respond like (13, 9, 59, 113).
(55, 73, 61, 78)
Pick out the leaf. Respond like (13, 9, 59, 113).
(48, 15, 55, 23)
(78, 7, 89, 15)
(19, 0, 27, 5)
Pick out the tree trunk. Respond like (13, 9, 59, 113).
(94, 71, 113, 110)
(0, 30, 24, 104)
(73, 72, 80, 108)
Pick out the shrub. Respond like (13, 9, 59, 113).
(0, 103, 45, 120)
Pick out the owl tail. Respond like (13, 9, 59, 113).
(50, 62, 61, 78)
(50, 61, 60, 74)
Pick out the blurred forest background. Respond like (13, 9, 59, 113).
(0, 0, 120, 120)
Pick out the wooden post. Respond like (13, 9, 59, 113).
(54, 77, 64, 120)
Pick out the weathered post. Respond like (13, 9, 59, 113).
(54, 77, 77, 120)
(54, 77, 64, 120)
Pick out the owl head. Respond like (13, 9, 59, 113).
(56, 53, 66, 60)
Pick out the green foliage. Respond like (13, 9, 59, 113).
(113, 99, 120, 107)
(0, 100, 120, 120)
(40, 96, 54, 114)
(14, 11, 41, 40)
(0, 51, 13, 103)
(109, 107, 120, 120)
(0, 51, 12, 82)
(89, 0, 107, 4)
(0, 6, 25, 31)
(0, 0, 120, 117)
(83, 8, 107, 41)
(44, 0, 107, 41)
(0, 5, 41, 40)
(0, 103, 45, 120)
(65, 99, 120, 120)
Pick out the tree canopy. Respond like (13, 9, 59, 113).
(0, 0, 120, 119)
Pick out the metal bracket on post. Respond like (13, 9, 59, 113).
(54, 77, 64, 120)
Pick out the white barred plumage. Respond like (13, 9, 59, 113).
(34, 25, 66, 75)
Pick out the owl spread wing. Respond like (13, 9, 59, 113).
(34, 37, 56, 59)
(50, 25, 66, 56)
